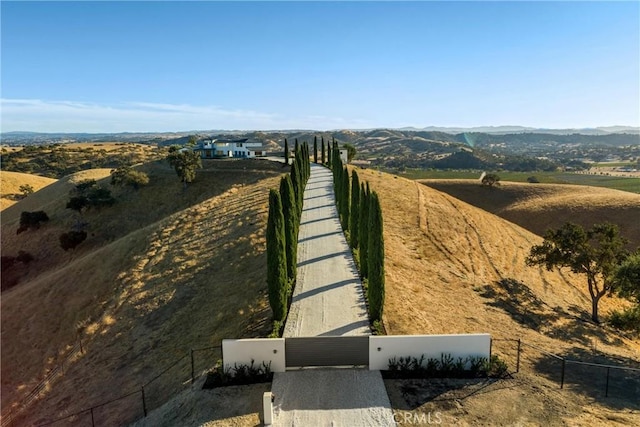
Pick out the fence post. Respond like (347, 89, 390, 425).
(516, 339, 521, 373)
(141, 386, 147, 417)
(489, 338, 493, 360)
(191, 349, 195, 384)
(560, 359, 566, 389)
(605, 367, 610, 398)
(90, 407, 95, 427)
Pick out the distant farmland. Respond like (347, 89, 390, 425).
(397, 169, 640, 194)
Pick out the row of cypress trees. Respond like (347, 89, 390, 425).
(267, 140, 311, 326)
(328, 140, 386, 324)
(308, 135, 331, 166)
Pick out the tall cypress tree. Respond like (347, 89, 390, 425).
(349, 170, 360, 248)
(283, 138, 289, 166)
(313, 137, 318, 164)
(279, 175, 298, 283)
(321, 137, 326, 165)
(267, 189, 288, 321)
(294, 157, 304, 213)
(359, 182, 370, 278)
(332, 140, 341, 175)
(341, 166, 350, 231)
(290, 159, 302, 216)
(306, 142, 311, 177)
(367, 191, 385, 322)
(327, 142, 332, 169)
(302, 142, 309, 180)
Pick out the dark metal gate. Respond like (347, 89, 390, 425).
(285, 336, 369, 368)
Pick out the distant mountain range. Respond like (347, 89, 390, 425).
(2, 126, 639, 141)
(396, 126, 640, 135)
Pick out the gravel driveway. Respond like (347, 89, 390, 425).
(273, 163, 395, 426)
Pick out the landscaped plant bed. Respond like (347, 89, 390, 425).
(381, 354, 508, 380)
(202, 360, 273, 389)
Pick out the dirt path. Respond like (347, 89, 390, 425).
(273, 163, 395, 426)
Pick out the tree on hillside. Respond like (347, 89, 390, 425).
(67, 196, 89, 214)
(19, 184, 34, 198)
(367, 191, 385, 322)
(17, 211, 49, 234)
(86, 187, 116, 209)
(59, 230, 87, 252)
(167, 147, 202, 188)
(266, 189, 288, 322)
(75, 179, 97, 193)
(349, 170, 361, 248)
(612, 250, 640, 304)
(67, 180, 115, 214)
(111, 165, 150, 190)
(609, 250, 640, 331)
(481, 173, 500, 188)
(188, 135, 198, 146)
(279, 175, 298, 283)
(526, 222, 628, 323)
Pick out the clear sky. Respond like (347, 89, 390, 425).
(1, 1, 639, 132)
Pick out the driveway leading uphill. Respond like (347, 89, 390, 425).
(272, 163, 395, 426)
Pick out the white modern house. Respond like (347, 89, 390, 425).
(194, 138, 266, 158)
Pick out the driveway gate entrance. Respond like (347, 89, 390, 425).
(285, 336, 369, 368)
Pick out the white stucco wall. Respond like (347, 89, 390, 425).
(339, 149, 348, 164)
(222, 338, 286, 373)
(369, 334, 491, 371)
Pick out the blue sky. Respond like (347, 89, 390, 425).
(1, 1, 639, 132)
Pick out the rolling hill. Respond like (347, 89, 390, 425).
(0, 171, 57, 210)
(419, 180, 640, 249)
(1, 158, 286, 426)
(2, 160, 638, 426)
(357, 168, 640, 426)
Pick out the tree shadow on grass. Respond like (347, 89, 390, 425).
(477, 278, 563, 330)
(477, 278, 624, 347)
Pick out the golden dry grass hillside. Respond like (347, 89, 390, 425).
(355, 168, 639, 426)
(0, 171, 57, 210)
(1, 158, 286, 426)
(419, 179, 640, 249)
(3, 160, 639, 426)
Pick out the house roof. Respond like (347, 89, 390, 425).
(200, 137, 249, 143)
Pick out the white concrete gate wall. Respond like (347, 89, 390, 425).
(369, 333, 491, 370)
(222, 338, 286, 372)
(222, 334, 490, 372)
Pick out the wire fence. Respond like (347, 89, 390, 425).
(4, 336, 638, 426)
(1, 340, 84, 427)
(1, 344, 222, 427)
(491, 338, 640, 402)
